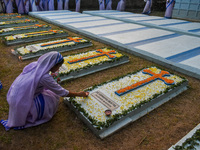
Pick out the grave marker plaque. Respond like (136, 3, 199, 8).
(91, 90, 119, 111)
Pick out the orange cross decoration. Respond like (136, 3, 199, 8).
(41, 37, 83, 47)
(13, 24, 42, 29)
(67, 37, 83, 42)
(115, 69, 175, 96)
(68, 49, 116, 64)
(25, 30, 49, 35)
(35, 24, 44, 27)
(24, 30, 59, 36)
(25, 19, 31, 22)
(14, 25, 33, 29)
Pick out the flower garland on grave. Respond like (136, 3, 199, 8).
(58, 48, 126, 77)
(174, 129, 200, 150)
(4, 30, 65, 41)
(0, 19, 37, 26)
(0, 15, 26, 20)
(0, 24, 50, 34)
(0, 13, 20, 17)
(15, 37, 91, 56)
(69, 67, 187, 130)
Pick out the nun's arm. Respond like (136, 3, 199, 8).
(40, 74, 69, 97)
(40, 74, 89, 97)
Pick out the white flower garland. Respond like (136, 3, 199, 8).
(0, 24, 49, 34)
(59, 48, 124, 75)
(4, 30, 65, 41)
(16, 37, 89, 55)
(71, 67, 184, 124)
(0, 19, 36, 25)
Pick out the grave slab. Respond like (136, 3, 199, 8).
(0, 15, 28, 21)
(54, 48, 129, 82)
(4, 30, 68, 45)
(11, 37, 92, 60)
(0, 24, 51, 36)
(0, 19, 38, 28)
(64, 67, 188, 139)
(0, 13, 20, 17)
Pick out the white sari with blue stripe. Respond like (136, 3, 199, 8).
(1, 93, 45, 130)
(164, 0, 175, 19)
(34, 93, 45, 120)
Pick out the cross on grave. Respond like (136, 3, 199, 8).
(14, 24, 34, 29)
(115, 69, 175, 96)
(25, 19, 31, 22)
(16, 16, 22, 18)
(40, 37, 83, 47)
(24, 30, 56, 36)
(68, 49, 116, 64)
(67, 37, 83, 42)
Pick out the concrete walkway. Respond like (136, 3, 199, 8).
(29, 10, 200, 79)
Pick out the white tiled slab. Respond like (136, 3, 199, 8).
(143, 18, 188, 25)
(29, 10, 70, 14)
(125, 16, 164, 21)
(46, 14, 91, 19)
(135, 35, 200, 58)
(83, 23, 145, 35)
(68, 20, 123, 28)
(167, 22, 200, 31)
(56, 16, 105, 23)
(110, 14, 149, 18)
(97, 12, 133, 15)
(181, 55, 200, 69)
(38, 12, 79, 16)
(103, 28, 173, 44)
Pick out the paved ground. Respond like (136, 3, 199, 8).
(29, 10, 200, 79)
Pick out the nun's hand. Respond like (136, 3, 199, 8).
(78, 91, 89, 97)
